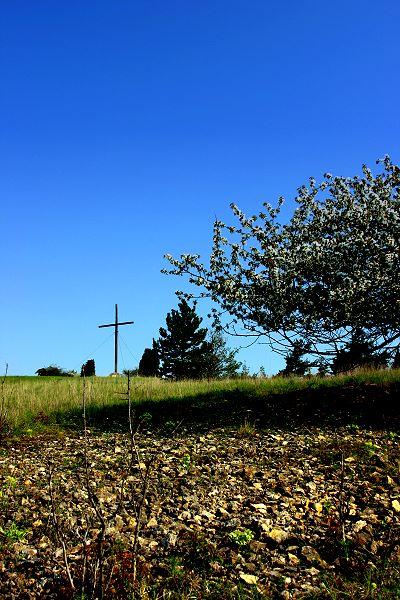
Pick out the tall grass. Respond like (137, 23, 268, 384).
(2, 369, 399, 433)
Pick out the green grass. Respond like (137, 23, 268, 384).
(1, 369, 399, 435)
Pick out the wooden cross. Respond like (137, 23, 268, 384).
(98, 304, 134, 374)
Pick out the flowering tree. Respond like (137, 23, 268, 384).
(164, 157, 400, 363)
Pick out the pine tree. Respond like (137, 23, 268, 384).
(200, 331, 242, 379)
(278, 340, 312, 377)
(331, 329, 390, 374)
(154, 300, 208, 380)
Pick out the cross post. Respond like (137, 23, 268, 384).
(98, 304, 134, 374)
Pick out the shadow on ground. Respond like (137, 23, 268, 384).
(55, 380, 400, 434)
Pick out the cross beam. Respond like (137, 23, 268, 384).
(98, 304, 134, 374)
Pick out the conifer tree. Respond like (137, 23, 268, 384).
(331, 330, 390, 374)
(154, 300, 208, 380)
(200, 330, 242, 379)
(278, 340, 312, 376)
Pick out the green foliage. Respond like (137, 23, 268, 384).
(154, 299, 209, 380)
(331, 329, 390, 374)
(229, 529, 254, 547)
(199, 330, 242, 379)
(347, 423, 360, 432)
(165, 157, 400, 364)
(36, 364, 74, 377)
(154, 301, 241, 380)
(141, 412, 152, 425)
(181, 453, 191, 470)
(0, 521, 30, 542)
(80, 359, 95, 377)
(122, 368, 139, 377)
(138, 344, 159, 377)
(363, 440, 379, 457)
(278, 339, 313, 376)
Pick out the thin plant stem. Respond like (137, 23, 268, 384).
(47, 462, 76, 593)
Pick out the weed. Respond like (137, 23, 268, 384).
(347, 423, 360, 431)
(380, 516, 389, 528)
(0, 521, 30, 542)
(0, 476, 19, 524)
(338, 538, 354, 561)
(237, 417, 257, 438)
(178, 530, 221, 572)
(229, 529, 254, 547)
(166, 554, 183, 576)
(363, 440, 379, 457)
(7, 476, 17, 489)
(141, 412, 152, 426)
(181, 453, 191, 470)
(0, 364, 10, 438)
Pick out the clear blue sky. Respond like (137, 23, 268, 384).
(1, 0, 399, 376)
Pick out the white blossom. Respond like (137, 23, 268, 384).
(165, 158, 400, 359)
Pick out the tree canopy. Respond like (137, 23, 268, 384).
(154, 299, 209, 380)
(138, 345, 160, 377)
(200, 330, 242, 379)
(278, 340, 313, 377)
(164, 157, 400, 365)
(36, 365, 74, 377)
(81, 359, 95, 377)
(154, 300, 242, 379)
(330, 329, 390, 374)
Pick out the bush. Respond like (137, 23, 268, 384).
(36, 365, 73, 377)
(81, 359, 96, 377)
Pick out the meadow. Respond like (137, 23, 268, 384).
(2, 369, 399, 435)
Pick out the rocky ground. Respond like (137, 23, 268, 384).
(1, 416, 400, 599)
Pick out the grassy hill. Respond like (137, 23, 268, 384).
(1, 369, 399, 435)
